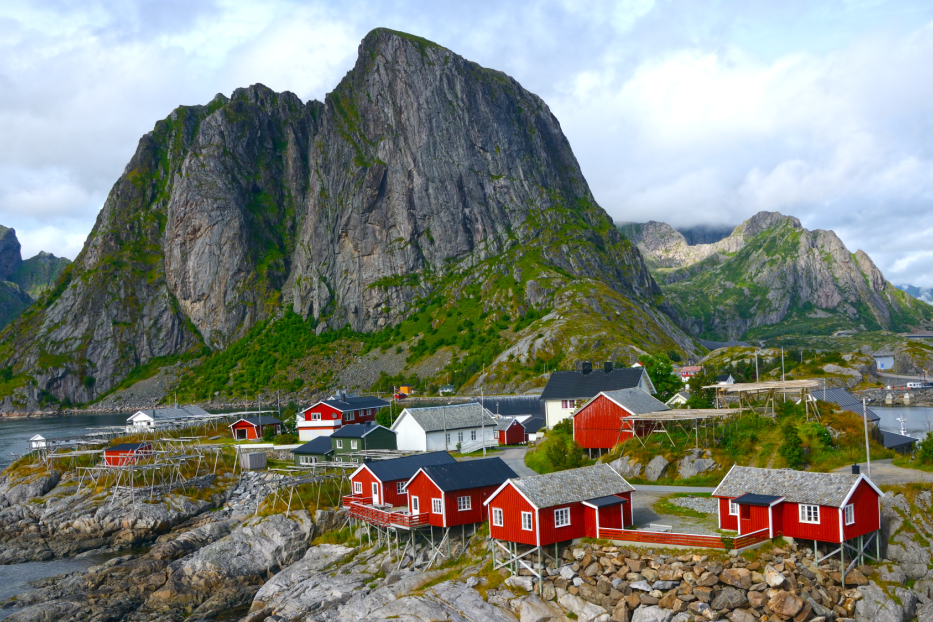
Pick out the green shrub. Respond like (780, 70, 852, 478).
(779, 423, 804, 469)
(272, 433, 298, 445)
(263, 425, 277, 442)
(917, 433, 933, 466)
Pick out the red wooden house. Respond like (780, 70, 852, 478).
(404, 458, 517, 527)
(496, 417, 527, 445)
(229, 416, 282, 440)
(104, 442, 152, 467)
(484, 463, 634, 547)
(347, 451, 456, 507)
(713, 465, 883, 543)
(296, 393, 389, 441)
(572, 388, 669, 450)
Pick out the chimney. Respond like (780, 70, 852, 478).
(582, 362, 593, 375)
(851, 464, 860, 475)
(604, 361, 613, 374)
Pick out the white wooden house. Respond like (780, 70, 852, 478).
(390, 403, 499, 452)
(126, 405, 210, 431)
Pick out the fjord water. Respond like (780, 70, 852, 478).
(0, 412, 129, 470)
(0, 557, 106, 620)
(873, 406, 933, 439)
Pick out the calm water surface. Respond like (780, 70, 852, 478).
(874, 406, 933, 440)
(0, 556, 105, 619)
(0, 412, 130, 470)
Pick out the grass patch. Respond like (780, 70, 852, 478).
(652, 493, 713, 519)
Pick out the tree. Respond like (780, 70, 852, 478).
(917, 432, 933, 466)
(779, 423, 804, 469)
(543, 433, 586, 472)
(641, 354, 682, 402)
(280, 406, 297, 433)
(263, 425, 276, 442)
(686, 368, 718, 408)
(376, 406, 393, 428)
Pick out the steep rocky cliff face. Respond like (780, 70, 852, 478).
(623, 211, 933, 341)
(0, 29, 694, 406)
(0, 228, 69, 330)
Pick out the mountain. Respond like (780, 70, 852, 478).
(0, 228, 70, 329)
(620, 211, 933, 341)
(676, 224, 733, 246)
(897, 284, 933, 305)
(0, 29, 696, 408)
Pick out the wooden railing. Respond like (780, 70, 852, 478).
(342, 495, 428, 529)
(597, 527, 769, 551)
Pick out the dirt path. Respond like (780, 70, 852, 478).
(832, 458, 933, 484)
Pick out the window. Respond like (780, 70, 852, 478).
(521, 511, 533, 531)
(346, 411, 355, 421)
(458, 431, 464, 443)
(458, 496, 471, 511)
(729, 500, 739, 516)
(562, 400, 568, 409)
(310, 412, 321, 421)
(350, 440, 358, 450)
(471, 430, 477, 441)
(554, 507, 571, 528)
(397, 481, 406, 495)
(432, 498, 443, 514)
(799, 504, 820, 524)
(445, 433, 451, 445)
(412, 496, 420, 513)
(844, 504, 855, 526)
(492, 507, 503, 527)
(353, 481, 362, 494)
(299, 456, 317, 465)
(336, 439, 343, 449)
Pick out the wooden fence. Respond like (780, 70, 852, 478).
(342, 495, 428, 529)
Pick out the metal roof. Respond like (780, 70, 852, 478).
(314, 395, 390, 412)
(364, 451, 456, 482)
(713, 466, 870, 507)
(128, 405, 210, 421)
(734, 493, 783, 507)
(293, 437, 334, 455)
(584, 495, 628, 507)
(396, 403, 497, 433)
(332, 422, 394, 439)
(495, 416, 522, 431)
(509, 463, 634, 509)
(881, 430, 918, 449)
(107, 443, 149, 452)
(521, 417, 545, 434)
(578, 388, 669, 417)
(539, 368, 654, 401)
(815, 388, 880, 422)
(468, 395, 544, 418)
(417, 458, 517, 492)
(233, 416, 282, 427)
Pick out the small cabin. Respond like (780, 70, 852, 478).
(572, 388, 669, 451)
(293, 436, 334, 466)
(29, 434, 47, 450)
(713, 465, 883, 543)
(496, 417, 527, 445)
(331, 422, 397, 462)
(229, 416, 282, 441)
(347, 451, 456, 507)
(104, 442, 152, 467)
(404, 458, 517, 528)
(484, 463, 634, 547)
(666, 391, 691, 407)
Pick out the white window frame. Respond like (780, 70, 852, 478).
(458, 496, 471, 511)
(458, 431, 464, 443)
(310, 412, 321, 421)
(471, 430, 477, 441)
(336, 439, 343, 449)
(521, 511, 533, 531)
(844, 504, 855, 526)
(729, 500, 739, 516)
(432, 498, 443, 514)
(492, 507, 503, 527)
(445, 433, 451, 445)
(346, 411, 355, 421)
(351, 440, 358, 449)
(396, 481, 406, 495)
(353, 481, 362, 495)
(799, 504, 820, 524)
(554, 507, 571, 528)
(412, 496, 420, 513)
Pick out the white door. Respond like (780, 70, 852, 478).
(372, 482, 379, 504)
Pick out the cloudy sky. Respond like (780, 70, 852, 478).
(2, 0, 933, 286)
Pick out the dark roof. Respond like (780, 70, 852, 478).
(234, 416, 282, 427)
(313, 395, 390, 413)
(107, 443, 149, 452)
(539, 368, 653, 401)
(881, 430, 918, 450)
(713, 466, 873, 507)
(585, 388, 668, 416)
(294, 437, 334, 455)
(509, 464, 634, 508)
(584, 495, 628, 507)
(521, 417, 545, 434)
(717, 374, 733, 382)
(734, 493, 783, 506)
(364, 451, 456, 482)
(468, 396, 544, 418)
(816, 388, 880, 422)
(332, 422, 395, 439)
(417, 458, 517, 492)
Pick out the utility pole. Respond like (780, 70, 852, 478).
(862, 398, 871, 478)
(755, 352, 759, 382)
(781, 348, 786, 403)
(481, 389, 486, 457)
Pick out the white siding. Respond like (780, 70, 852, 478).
(297, 427, 337, 442)
(391, 412, 428, 451)
(545, 400, 573, 429)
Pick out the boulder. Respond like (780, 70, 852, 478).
(560, 593, 609, 622)
(876, 565, 907, 585)
(631, 581, 653, 592)
(887, 535, 931, 579)
(894, 588, 918, 620)
(613, 601, 630, 622)
(720, 568, 752, 590)
(507, 576, 536, 592)
(712, 587, 748, 611)
(696, 572, 719, 587)
(764, 564, 786, 588)
(677, 450, 717, 480)
(632, 605, 675, 622)
(768, 592, 804, 618)
(521, 596, 568, 622)
(918, 602, 933, 622)
(729, 609, 759, 622)
(645, 456, 670, 482)
(561, 565, 577, 581)
(611, 457, 644, 480)
(855, 584, 905, 622)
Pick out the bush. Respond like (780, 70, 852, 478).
(779, 423, 804, 469)
(272, 433, 298, 445)
(263, 425, 277, 442)
(552, 418, 573, 436)
(918, 433, 933, 466)
(542, 434, 587, 472)
(280, 407, 297, 432)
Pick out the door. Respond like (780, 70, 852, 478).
(412, 496, 420, 514)
(235, 428, 246, 440)
(739, 504, 751, 535)
(372, 482, 379, 505)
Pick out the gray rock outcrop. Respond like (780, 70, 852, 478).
(610, 456, 643, 480)
(676, 449, 717, 479)
(644, 456, 670, 482)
